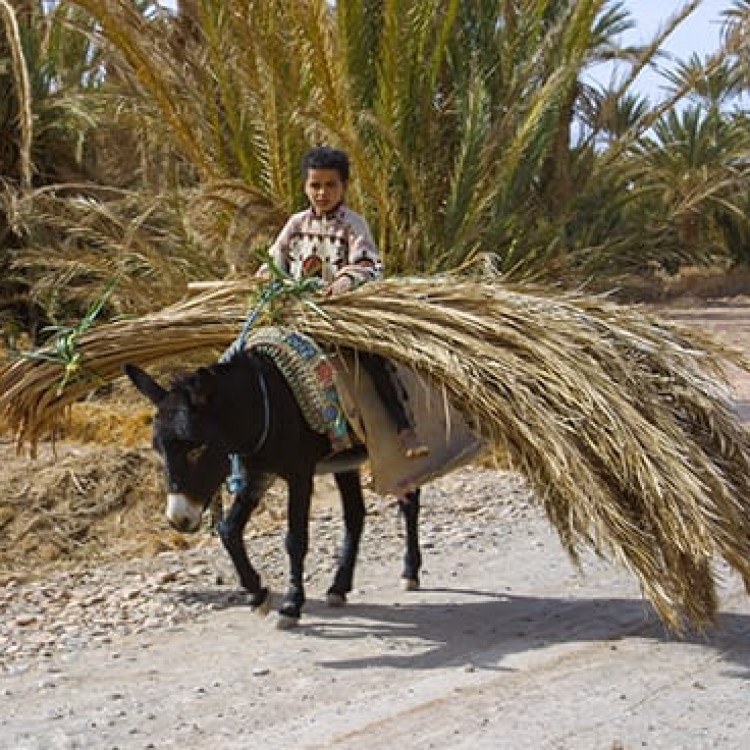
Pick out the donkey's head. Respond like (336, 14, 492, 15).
(125, 363, 230, 532)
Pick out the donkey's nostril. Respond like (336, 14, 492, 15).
(168, 515, 194, 533)
(166, 493, 201, 533)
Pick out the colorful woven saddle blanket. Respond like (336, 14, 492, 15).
(246, 326, 352, 453)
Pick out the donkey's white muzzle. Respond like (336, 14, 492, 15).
(166, 493, 202, 532)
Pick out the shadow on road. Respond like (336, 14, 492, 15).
(304, 589, 750, 678)
(176, 584, 750, 679)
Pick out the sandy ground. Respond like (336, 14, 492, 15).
(3, 304, 750, 750)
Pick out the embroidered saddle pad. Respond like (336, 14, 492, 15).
(246, 327, 352, 453)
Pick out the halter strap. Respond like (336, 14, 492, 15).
(251, 366, 271, 454)
(226, 360, 271, 496)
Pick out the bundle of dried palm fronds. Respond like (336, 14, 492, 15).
(3, 275, 750, 632)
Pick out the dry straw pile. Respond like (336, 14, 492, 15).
(2, 276, 750, 632)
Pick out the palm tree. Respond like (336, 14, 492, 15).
(561, 1, 750, 283)
(722, 0, 750, 72)
(327, 0, 651, 272)
(8, 0, 746, 338)
(57, 0, 648, 277)
(2, 1, 218, 331)
(0, 0, 110, 336)
(624, 105, 750, 269)
(665, 53, 746, 110)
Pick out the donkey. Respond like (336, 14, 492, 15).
(124, 351, 421, 627)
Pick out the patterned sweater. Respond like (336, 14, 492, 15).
(269, 204, 381, 287)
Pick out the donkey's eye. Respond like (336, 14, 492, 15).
(187, 445, 207, 463)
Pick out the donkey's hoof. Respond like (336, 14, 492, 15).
(251, 592, 272, 616)
(326, 591, 347, 607)
(276, 613, 300, 630)
(401, 577, 420, 592)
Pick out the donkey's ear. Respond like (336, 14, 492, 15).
(123, 363, 168, 405)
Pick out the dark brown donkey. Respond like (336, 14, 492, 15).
(125, 350, 421, 628)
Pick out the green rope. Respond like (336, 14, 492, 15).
(260, 253, 331, 324)
(18, 280, 117, 396)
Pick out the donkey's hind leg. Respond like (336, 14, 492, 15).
(399, 489, 422, 591)
(326, 470, 366, 607)
(218, 470, 273, 610)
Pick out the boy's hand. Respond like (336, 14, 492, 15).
(328, 274, 354, 296)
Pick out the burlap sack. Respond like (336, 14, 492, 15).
(331, 351, 485, 495)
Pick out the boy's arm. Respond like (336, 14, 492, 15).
(330, 212, 381, 294)
(263, 216, 296, 275)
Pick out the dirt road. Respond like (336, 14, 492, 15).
(3, 306, 750, 750)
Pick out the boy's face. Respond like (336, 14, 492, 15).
(304, 168, 346, 215)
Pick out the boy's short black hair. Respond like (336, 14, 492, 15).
(302, 146, 350, 182)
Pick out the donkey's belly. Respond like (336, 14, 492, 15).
(315, 445, 368, 475)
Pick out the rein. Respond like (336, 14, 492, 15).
(221, 277, 328, 494)
(222, 282, 281, 494)
(220, 281, 282, 362)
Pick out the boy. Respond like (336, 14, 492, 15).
(267, 146, 428, 459)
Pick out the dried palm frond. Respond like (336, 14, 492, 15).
(184, 180, 285, 275)
(0, 0, 33, 191)
(3, 275, 750, 632)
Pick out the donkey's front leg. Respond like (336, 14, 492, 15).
(326, 470, 366, 606)
(218, 470, 273, 609)
(278, 473, 313, 627)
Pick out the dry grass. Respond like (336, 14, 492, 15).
(0, 393, 298, 584)
(3, 276, 750, 631)
(0, 443, 170, 584)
